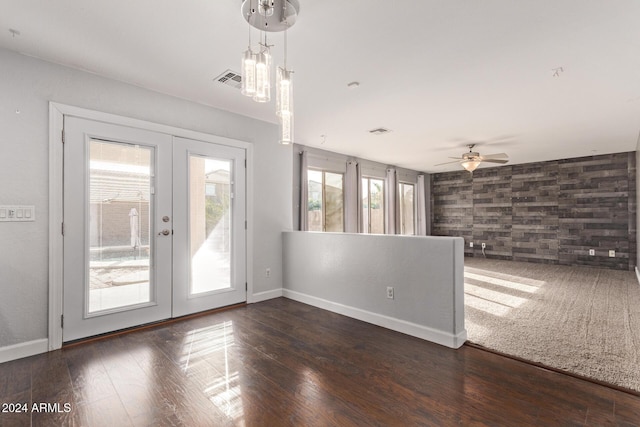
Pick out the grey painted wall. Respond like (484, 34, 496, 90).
(0, 48, 292, 348)
(637, 145, 640, 273)
(432, 153, 636, 270)
(282, 231, 466, 347)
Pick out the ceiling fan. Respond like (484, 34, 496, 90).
(435, 144, 509, 172)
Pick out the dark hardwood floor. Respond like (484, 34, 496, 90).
(1, 298, 639, 426)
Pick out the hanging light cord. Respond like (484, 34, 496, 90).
(282, 0, 287, 69)
(247, 9, 252, 48)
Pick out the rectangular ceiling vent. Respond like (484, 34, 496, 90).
(214, 70, 242, 90)
(368, 127, 391, 135)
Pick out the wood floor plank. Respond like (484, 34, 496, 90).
(229, 308, 468, 425)
(0, 357, 31, 399)
(244, 302, 552, 425)
(63, 343, 118, 406)
(2, 297, 640, 426)
(0, 390, 31, 427)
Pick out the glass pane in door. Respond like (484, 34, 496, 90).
(89, 140, 152, 313)
(190, 156, 232, 294)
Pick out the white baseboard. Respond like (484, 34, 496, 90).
(0, 338, 49, 364)
(636, 266, 640, 286)
(249, 288, 283, 303)
(282, 290, 466, 349)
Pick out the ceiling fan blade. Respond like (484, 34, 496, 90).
(434, 160, 463, 166)
(480, 153, 508, 160)
(481, 158, 509, 164)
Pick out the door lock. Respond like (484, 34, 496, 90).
(158, 229, 171, 236)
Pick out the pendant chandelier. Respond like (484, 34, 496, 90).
(240, 0, 299, 145)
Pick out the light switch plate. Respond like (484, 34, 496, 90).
(0, 206, 35, 222)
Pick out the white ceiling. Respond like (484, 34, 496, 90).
(1, 0, 639, 172)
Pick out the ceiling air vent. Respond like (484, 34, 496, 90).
(214, 70, 242, 90)
(368, 127, 391, 135)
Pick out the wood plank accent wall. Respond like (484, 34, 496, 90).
(431, 152, 637, 271)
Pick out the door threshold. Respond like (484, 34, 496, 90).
(62, 302, 247, 348)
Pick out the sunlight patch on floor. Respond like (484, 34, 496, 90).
(204, 371, 244, 420)
(181, 321, 245, 421)
(182, 321, 236, 368)
(465, 283, 529, 308)
(465, 293, 512, 317)
(465, 271, 542, 293)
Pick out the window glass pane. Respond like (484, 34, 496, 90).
(400, 183, 415, 235)
(362, 178, 370, 234)
(307, 169, 323, 231)
(370, 178, 385, 234)
(89, 140, 151, 313)
(190, 156, 231, 295)
(324, 172, 344, 232)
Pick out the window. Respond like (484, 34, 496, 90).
(362, 177, 385, 234)
(398, 182, 415, 235)
(308, 169, 344, 232)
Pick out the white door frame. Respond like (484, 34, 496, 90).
(48, 102, 254, 350)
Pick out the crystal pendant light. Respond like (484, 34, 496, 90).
(276, 67, 292, 117)
(279, 111, 293, 145)
(253, 42, 271, 103)
(276, 28, 293, 144)
(240, 0, 299, 143)
(241, 49, 256, 96)
(241, 2, 256, 97)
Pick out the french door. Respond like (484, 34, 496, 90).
(172, 137, 246, 317)
(62, 117, 246, 342)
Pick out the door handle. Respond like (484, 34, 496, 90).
(158, 229, 171, 236)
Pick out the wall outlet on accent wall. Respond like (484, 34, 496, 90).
(609, 250, 615, 258)
(589, 249, 595, 256)
(469, 242, 473, 248)
(481, 242, 486, 249)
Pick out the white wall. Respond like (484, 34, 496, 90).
(282, 231, 466, 348)
(0, 48, 292, 349)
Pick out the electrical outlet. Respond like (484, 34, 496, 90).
(386, 286, 394, 299)
(609, 250, 615, 258)
(481, 242, 486, 249)
(589, 249, 595, 256)
(469, 242, 474, 248)
(265, 268, 271, 278)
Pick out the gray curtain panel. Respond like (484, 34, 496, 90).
(299, 150, 308, 231)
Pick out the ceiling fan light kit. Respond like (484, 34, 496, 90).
(461, 160, 481, 172)
(240, 0, 299, 145)
(435, 144, 509, 173)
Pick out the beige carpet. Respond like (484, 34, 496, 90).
(464, 258, 640, 392)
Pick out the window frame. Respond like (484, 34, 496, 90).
(362, 175, 385, 234)
(307, 167, 345, 232)
(398, 181, 416, 235)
